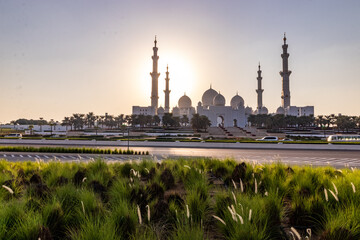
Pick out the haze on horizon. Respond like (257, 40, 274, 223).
(0, 0, 359, 123)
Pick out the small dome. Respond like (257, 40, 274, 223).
(201, 86, 218, 107)
(157, 107, 164, 114)
(197, 101, 202, 107)
(213, 93, 226, 106)
(260, 107, 268, 115)
(172, 106, 180, 116)
(245, 106, 253, 115)
(230, 94, 244, 109)
(276, 107, 285, 115)
(178, 94, 192, 108)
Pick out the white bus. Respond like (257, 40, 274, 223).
(327, 135, 360, 142)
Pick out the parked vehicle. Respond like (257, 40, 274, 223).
(4, 133, 22, 138)
(327, 135, 360, 142)
(256, 136, 278, 141)
(280, 138, 293, 141)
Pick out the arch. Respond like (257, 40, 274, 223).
(233, 119, 238, 127)
(217, 115, 224, 127)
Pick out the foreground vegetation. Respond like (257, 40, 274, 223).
(0, 146, 149, 155)
(0, 158, 359, 239)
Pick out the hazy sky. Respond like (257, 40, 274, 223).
(1, 0, 360, 123)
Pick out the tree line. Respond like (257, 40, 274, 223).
(8, 112, 211, 132)
(8, 113, 359, 133)
(248, 114, 360, 132)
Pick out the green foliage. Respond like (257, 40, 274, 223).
(0, 146, 143, 155)
(0, 158, 359, 239)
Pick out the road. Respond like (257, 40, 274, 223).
(1, 147, 360, 168)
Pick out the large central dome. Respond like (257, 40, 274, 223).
(201, 86, 218, 107)
(178, 94, 192, 108)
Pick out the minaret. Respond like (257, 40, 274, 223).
(164, 65, 171, 113)
(150, 36, 160, 112)
(280, 33, 292, 109)
(256, 63, 264, 113)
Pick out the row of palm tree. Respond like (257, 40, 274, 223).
(61, 113, 191, 130)
(248, 114, 360, 132)
(61, 113, 126, 131)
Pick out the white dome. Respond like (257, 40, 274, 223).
(172, 106, 180, 115)
(230, 94, 244, 109)
(276, 107, 285, 115)
(178, 94, 192, 108)
(213, 93, 225, 106)
(157, 107, 164, 114)
(245, 106, 253, 115)
(201, 87, 218, 107)
(260, 107, 268, 115)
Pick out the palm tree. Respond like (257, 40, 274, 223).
(104, 114, 115, 129)
(191, 114, 211, 131)
(29, 125, 34, 135)
(180, 115, 189, 126)
(39, 117, 44, 132)
(153, 115, 161, 126)
(145, 115, 153, 126)
(72, 114, 85, 130)
(49, 119, 56, 135)
(114, 114, 125, 129)
(69, 116, 75, 131)
(85, 112, 96, 128)
(61, 117, 71, 131)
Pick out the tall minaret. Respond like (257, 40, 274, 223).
(164, 65, 171, 113)
(150, 36, 160, 112)
(280, 33, 292, 109)
(256, 63, 264, 113)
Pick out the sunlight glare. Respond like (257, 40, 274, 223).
(138, 51, 196, 109)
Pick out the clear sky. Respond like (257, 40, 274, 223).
(1, 0, 360, 123)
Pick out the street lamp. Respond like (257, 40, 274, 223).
(95, 120, 98, 136)
(39, 117, 43, 133)
(127, 127, 130, 151)
(49, 119, 55, 136)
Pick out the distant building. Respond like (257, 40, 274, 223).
(286, 106, 315, 117)
(132, 106, 156, 116)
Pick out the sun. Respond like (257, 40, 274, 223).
(138, 50, 197, 109)
(158, 52, 196, 107)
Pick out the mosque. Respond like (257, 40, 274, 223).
(132, 35, 314, 127)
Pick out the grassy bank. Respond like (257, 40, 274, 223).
(0, 146, 149, 155)
(0, 158, 359, 239)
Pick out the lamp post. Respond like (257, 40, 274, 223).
(127, 127, 130, 151)
(49, 119, 55, 136)
(39, 117, 43, 133)
(95, 120, 98, 136)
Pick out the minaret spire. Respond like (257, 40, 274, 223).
(280, 33, 291, 109)
(164, 64, 171, 113)
(150, 36, 160, 113)
(256, 63, 264, 113)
